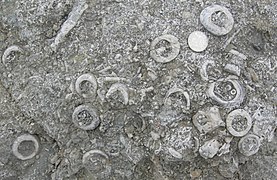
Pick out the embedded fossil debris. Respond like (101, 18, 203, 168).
(12, 134, 40, 160)
(207, 77, 245, 107)
(51, 0, 88, 50)
(150, 34, 180, 63)
(224, 64, 241, 76)
(72, 104, 100, 130)
(82, 149, 110, 175)
(106, 83, 129, 105)
(164, 86, 190, 112)
(238, 134, 261, 156)
(188, 31, 209, 52)
(2, 45, 23, 65)
(192, 106, 224, 134)
(199, 60, 216, 81)
(199, 139, 221, 159)
(200, 5, 234, 36)
(75, 73, 98, 99)
(253, 117, 276, 142)
(226, 109, 252, 137)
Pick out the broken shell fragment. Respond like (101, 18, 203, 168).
(200, 5, 234, 36)
(238, 134, 260, 156)
(2, 45, 23, 65)
(106, 83, 129, 105)
(226, 109, 252, 137)
(224, 64, 240, 76)
(12, 134, 40, 160)
(82, 149, 110, 175)
(75, 73, 98, 99)
(199, 60, 215, 81)
(207, 78, 245, 107)
(199, 139, 220, 159)
(72, 104, 100, 130)
(188, 31, 208, 52)
(150, 34, 180, 63)
(164, 86, 190, 111)
(192, 106, 224, 134)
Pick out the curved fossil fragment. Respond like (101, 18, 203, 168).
(75, 73, 98, 99)
(164, 86, 190, 111)
(199, 60, 215, 81)
(106, 83, 129, 105)
(2, 45, 23, 65)
(200, 5, 234, 36)
(150, 34, 180, 63)
(82, 149, 110, 175)
(207, 77, 245, 107)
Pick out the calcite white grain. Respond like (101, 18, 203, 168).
(188, 31, 208, 52)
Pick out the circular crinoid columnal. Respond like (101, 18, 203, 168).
(164, 86, 190, 112)
(72, 104, 100, 130)
(150, 34, 180, 63)
(75, 73, 98, 99)
(188, 31, 209, 52)
(12, 134, 40, 160)
(207, 78, 245, 108)
(200, 5, 234, 36)
(238, 134, 260, 156)
(226, 109, 252, 137)
(82, 149, 110, 175)
(2, 45, 23, 65)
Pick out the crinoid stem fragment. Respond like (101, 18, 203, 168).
(226, 109, 252, 137)
(2, 45, 23, 65)
(238, 134, 261, 156)
(106, 83, 129, 105)
(200, 5, 234, 36)
(75, 73, 98, 99)
(51, 0, 88, 50)
(229, 49, 247, 60)
(199, 60, 215, 81)
(150, 34, 180, 63)
(72, 104, 100, 130)
(12, 134, 40, 160)
(168, 147, 183, 159)
(82, 149, 109, 174)
(199, 139, 221, 159)
(207, 78, 245, 108)
(192, 106, 224, 134)
(164, 86, 190, 111)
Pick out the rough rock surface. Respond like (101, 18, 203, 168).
(0, 0, 276, 179)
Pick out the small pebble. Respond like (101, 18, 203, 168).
(188, 31, 208, 52)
